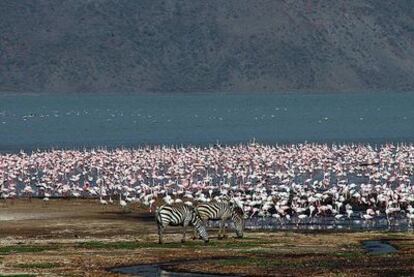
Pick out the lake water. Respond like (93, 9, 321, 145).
(0, 92, 413, 151)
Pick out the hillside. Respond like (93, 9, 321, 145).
(1, 0, 414, 93)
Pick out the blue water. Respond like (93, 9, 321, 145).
(363, 240, 397, 255)
(0, 92, 413, 151)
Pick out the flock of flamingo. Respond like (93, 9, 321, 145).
(1, 142, 414, 228)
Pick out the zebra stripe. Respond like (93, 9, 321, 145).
(196, 201, 244, 238)
(155, 203, 209, 244)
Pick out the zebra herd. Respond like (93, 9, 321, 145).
(155, 201, 245, 244)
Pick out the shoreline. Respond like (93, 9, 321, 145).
(1, 140, 414, 154)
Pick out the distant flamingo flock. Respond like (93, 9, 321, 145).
(1, 143, 414, 227)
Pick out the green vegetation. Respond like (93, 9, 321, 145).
(77, 238, 269, 250)
(335, 252, 363, 258)
(0, 275, 36, 277)
(0, 245, 57, 254)
(77, 241, 179, 249)
(13, 263, 59, 269)
(216, 257, 285, 267)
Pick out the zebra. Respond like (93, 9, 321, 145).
(195, 201, 245, 239)
(155, 203, 209, 244)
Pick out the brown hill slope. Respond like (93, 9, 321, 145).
(1, 0, 414, 93)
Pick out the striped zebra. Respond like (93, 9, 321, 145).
(155, 203, 209, 244)
(195, 201, 244, 239)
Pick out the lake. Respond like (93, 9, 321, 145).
(0, 92, 413, 151)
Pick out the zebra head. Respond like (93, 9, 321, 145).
(232, 206, 245, 238)
(192, 210, 209, 243)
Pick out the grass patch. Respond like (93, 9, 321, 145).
(77, 239, 266, 250)
(78, 241, 139, 250)
(216, 257, 285, 267)
(0, 245, 56, 254)
(0, 274, 36, 277)
(335, 252, 363, 258)
(77, 241, 182, 249)
(14, 262, 59, 269)
(207, 240, 268, 248)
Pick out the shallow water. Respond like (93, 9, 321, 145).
(1, 92, 414, 151)
(224, 216, 414, 232)
(362, 240, 397, 254)
(111, 262, 238, 277)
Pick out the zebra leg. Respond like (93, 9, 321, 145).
(193, 228, 197, 240)
(182, 222, 188, 243)
(218, 220, 224, 239)
(158, 224, 164, 244)
(223, 222, 228, 239)
(193, 220, 205, 240)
